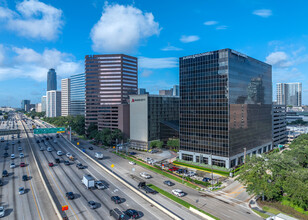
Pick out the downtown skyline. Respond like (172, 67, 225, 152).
(0, 0, 308, 107)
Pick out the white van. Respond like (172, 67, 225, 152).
(95, 152, 103, 159)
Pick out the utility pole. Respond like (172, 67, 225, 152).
(116, 138, 118, 153)
(69, 126, 72, 142)
(211, 153, 213, 189)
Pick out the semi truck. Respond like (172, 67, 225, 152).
(82, 175, 95, 189)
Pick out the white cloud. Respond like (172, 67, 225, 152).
(141, 70, 153, 77)
(253, 9, 272, 18)
(0, 0, 63, 40)
(204, 21, 218, 26)
(0, 45, 4, 64)
(161, 45, 182, 51)
(0, 47, 82, 81)
(180, 35, 199, 43)
(216, 25, 227, 30)
(139, 57, 178, 69)
(90, 3, 160, 53)
(266, 51, 292, 67)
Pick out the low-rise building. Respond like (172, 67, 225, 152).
(129, 94, 179, 150)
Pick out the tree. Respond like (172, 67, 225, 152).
(87, 123, 98, 139)
(150, 140, 163, 149)
(167, 139, 179, 149)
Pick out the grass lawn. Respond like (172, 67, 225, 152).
(148, 184, 220, 220)
(252, 209, 270, 219)
(262, 206, 281, 215)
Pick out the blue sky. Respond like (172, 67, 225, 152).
(0, 0, 308, 107)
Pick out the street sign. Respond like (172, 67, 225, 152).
(111, 164, 114, 168)
(77, 142, 79, 146)
(33, 127, 65, 134)
(62, 205, 68, 211)
(113, 146, 115, 149)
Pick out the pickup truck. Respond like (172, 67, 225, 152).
(138, 182, 157, 194)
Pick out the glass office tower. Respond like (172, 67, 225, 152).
(70, 73, 85, 115)
(276, 83, 302, 107)
(179, 49, 272, 168)
(47, 68, 57, 91)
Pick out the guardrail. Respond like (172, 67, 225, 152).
(20, 118, 62, 220)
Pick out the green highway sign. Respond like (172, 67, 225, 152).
(33, 127, 65, 134)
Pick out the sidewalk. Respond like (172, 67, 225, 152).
(249, 196, 273, 217)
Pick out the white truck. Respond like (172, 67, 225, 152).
(95, 152, 103, 159)
(82, 175, 95, 189)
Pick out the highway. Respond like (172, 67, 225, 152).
(0, 115, 57, 219)
(26, 116, 183, 220)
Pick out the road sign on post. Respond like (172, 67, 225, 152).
(33, 127, 65, 134)
(77, 142, 79, 146)
(111, 164, 114, 168)
(62, 205, 68, 211)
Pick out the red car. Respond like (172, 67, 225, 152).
(48, 162, 54, 167)
(168, 167, 179, 172)
(20, 162, 25, 167)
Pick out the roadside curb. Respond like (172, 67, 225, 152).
(21, 118, 62, 220)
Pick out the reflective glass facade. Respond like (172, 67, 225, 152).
(179, 49, 272, 163)
(70, 73, 85, 115)
(276, 83, 302, 107)
(47, 68, 57, 91)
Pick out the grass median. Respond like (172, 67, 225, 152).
(147, 184, 220, 220)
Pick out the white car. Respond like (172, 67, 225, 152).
(95, 181, 106, 189)
(47, 147, 52, 152)
(184, 171, 196, 177)
(10, 163, 15, 168)
(18, 187, 25, 195)
(57, 151, 63, 156)
(129, 161, 136, 165)
(0, 206, 4, 217)
(19, 153, 24, 158)
(172, 189, 185, 197)
(66, 153, 72, 158)
(10, 154, 15, 159)
(140, 172, 151, 179)
(18, 147, 22, 151)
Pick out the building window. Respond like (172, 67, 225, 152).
(196, 156, 200, 163)
(182, 154, 193, 162)
(212, 159, 225, 167)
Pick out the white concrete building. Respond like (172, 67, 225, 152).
(61, 78, 70, 116)
(41, 96, 46, 112)
(46, 90, 61, 117)
(35, 103, 42, 112)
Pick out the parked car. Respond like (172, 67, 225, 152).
(168, 167, 179, 172)
(22, 175, 28, 181)
(125, 209, 139, 219)
(129, 152, 136, 156)
(95, 181, 106, 189)
(66, 192, 74, 200)
(202, 177, 212, 182)
(48, 162, 54, 167)
(88, 201, 97, 209)
(20, 162, 25, 167)
(140, 172, 151, 179)
(129, 161, 136, 165)
(19, 187, 25, 195)
(2, 170, 8, 177)
(111, 196, 122, 204)
(163, 180, 174, 186)
(172, 189, 185, 197)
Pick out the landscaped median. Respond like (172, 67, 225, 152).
(113, 152, 207, 190)
(147, 184, 220, 220)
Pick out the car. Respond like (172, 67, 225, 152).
(150, 149, 158, 154)
(110, 208, 128, 220)
(44, 142, 48, 146)
(2, 170, 8, 177)
(65, 192, 74, 200)
(88, 201, 97, 209)
(40, 147, 44, 151)
(163, 180, 174, 186)
(0, 179, 3, 186)
(202, 177, 212, 182)
(55, 158, 60, 163)
(111, 196, 122, 204)
(18, 147, 22, 151)
(22, 175, 28, 181)
(168, 167, 179, 172)
(46, 137, 49, 140)
(95, 181, 106, 189)
(140, 172, 151, 179)
(125, 209, 139, 219)
(57, 151, 63, 156)
(11, 141, 15, 145)
(176, 169, 187, 174)
(47, 147, 52, 152)
(76, 163, 85, 169)
(50, 136, 53, 139)
(36, 140, 40, 143)
(20, 162, 25, 167)
(171, 189, 185, 197)
(41, 139, 44, 143)
(129, 161, 136, 165)
(19, 187, 25, 195)
(10, 163, 15, 168)
(19, 153, 24, 158)
(17, 140, 21, 144)
(3, 153, 8, 158)
(129, 152, 137, 156)
(64, 160, 70, 166)
(0, 206, 5, 217)
(184, 171, 196, 177)
(4, 146, 8, 150)
(48, 162, 54, 167)
(66, 153, 72, 158)
(53, 139, 57, 143)
(88, 146, 94, 150)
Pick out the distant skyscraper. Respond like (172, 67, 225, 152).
(138, 88, 148, 95)
(41, 96, 46, 112)
(173, 85, 179, 96)
(36, 103, 42, 112)
(46, 90, 61, 117)
(85, 54, 137, 137)
(21, 100, 30, 111)
(179, 49, 272, 168)
(159, 89, 173, 96)
(70, 73, 85, 116)
(61, 78, 70, 116)
(276, 83, 302, 107)
(47, 68, 57, 91)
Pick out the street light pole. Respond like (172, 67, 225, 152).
(211, 153, 213, 189)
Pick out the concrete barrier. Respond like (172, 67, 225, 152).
(21, 118, 62, 220)
(37, 119, 182, 220)
(189, 207, 216, 220)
